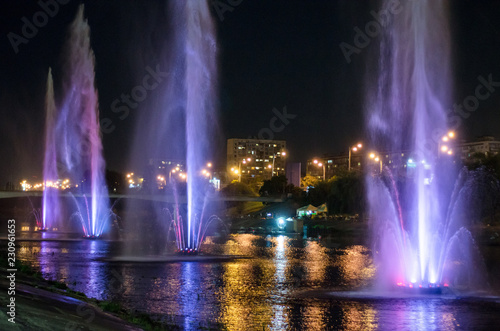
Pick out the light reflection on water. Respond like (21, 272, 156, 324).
(12, 233, 500, 330)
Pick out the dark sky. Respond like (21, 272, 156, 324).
(1, 0, 500, 184)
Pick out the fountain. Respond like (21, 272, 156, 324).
(366, 0, 489, 292)
(123, 0, 219, 256)
(42, 5, 109, 238)
(42, 68, 59, 231)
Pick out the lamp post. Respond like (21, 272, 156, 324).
(271, 151, 286, 177)
(312, 159, 326, 181)
(231, 158, 251, 182)
(369, 153, 383, 174)
(169, 166, 180, 182)
(438, 131, 456, 159)
(348, 143, 363, 171)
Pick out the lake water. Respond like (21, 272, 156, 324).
(12, 233, 500, 330)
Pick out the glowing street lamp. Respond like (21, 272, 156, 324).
(438, 131, 456, 157)
(312, 158, 326, 180)
(348, 143, 363, 171)
(369, 153, 383, 173)
(271, 151, 286, 177)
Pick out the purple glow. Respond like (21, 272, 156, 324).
(42, 68, 59, 231)
(366, 1, 486, 290)
(43, 5, 109, 237)
(183, 1, 218, 249)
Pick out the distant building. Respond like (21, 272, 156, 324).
(306, 151, 413, 180)
(286, 162, 301, 187)
(459, 136, 500, 160)
(227, 138, 286, 182)
(147, 159, 186, 189)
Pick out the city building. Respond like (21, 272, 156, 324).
(459, 136, 500, 160)
(306, 151, 414, 180)
(227, 138, 286, 182)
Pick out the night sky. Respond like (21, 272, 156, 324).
(1, 0, 500, 185)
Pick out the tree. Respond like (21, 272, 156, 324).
(327, 172, 364, 215)
(221, 182, 257, 196)
(300, 175, 319, 190)
(259, 175, 287, 196)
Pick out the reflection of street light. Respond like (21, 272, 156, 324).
(348, 143, 363, 171)
(312, 159, 326, 180)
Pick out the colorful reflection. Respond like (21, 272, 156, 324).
(9, 235, 500, 330)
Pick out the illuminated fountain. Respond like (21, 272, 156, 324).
(366, 0, 488, 292)
(124, 0, 218, 255)
(42, 5, 109, 238)
(42, 68, 59, 232)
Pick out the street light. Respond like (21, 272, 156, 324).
(348, 143, 363, 171)
(369, 153, 383, 174)
(231, 158, 251, 182)
(312, 159, 326, 180)
(438, 131, 456, 158)
(271, 151, 286, 177)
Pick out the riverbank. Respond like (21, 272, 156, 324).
(0, 259, 180, 330)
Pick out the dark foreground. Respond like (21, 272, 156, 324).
(0, 278, 141, 331)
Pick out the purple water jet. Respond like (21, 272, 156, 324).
(42, 68, 60, 231)
(126, 0, 217, 253)
(366, 0, 487, 291)
(43, 5, 109, 237)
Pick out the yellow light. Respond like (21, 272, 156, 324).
(442, 136, 449, 142)
(447, 150, 453, 155)
(375, 157, 380, 162)
(369, 153, 375, 159)
(267, 164, 272, 169)
(441, 145, 448, 152)
(230, 167, 234, 171)
(233, 169, 239, 174)
(448, 131, 454, 138)
(313, 159, 318, 164)
(318, 163, 323, 167)
(127, 174, 131, 178)
(247, 158, 251, 162)
(207, 162, 212, 168)
(357, 143, 362, 148)
(282, 152, 286, 156)
(352, 147, 358, 152)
